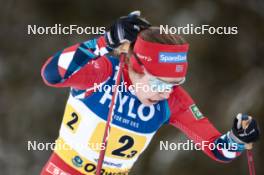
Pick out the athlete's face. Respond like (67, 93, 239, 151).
(128, 67, 185, 105)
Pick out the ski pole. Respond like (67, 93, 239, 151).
(246, 150, 256, 175)
(96, 42, 130, 175)
(241, 115, 256, 175)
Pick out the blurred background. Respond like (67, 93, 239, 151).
(1, 0, 264, 174)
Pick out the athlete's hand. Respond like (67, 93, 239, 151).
(105, 11, 151, 48)
(231, 114, 260, 149)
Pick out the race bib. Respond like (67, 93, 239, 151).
(89, 122, 147, 160)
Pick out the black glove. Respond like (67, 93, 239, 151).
(231, 113, 260, 143)
(105, 11, 151, 48)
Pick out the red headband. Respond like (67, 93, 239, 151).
(130, 35, 189, 77)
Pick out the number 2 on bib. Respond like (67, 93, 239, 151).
(89, 122, 147, 160)
(112, 135, 138, 158)
(62, 104, 82, 133)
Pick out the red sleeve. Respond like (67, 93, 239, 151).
(41, 36, 113, 90)
(168, 87, 225, 162)
(42, 55, 112, 89)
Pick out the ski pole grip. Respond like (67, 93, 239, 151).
(117, 42, 130, 54)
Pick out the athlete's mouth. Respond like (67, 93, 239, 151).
(147, 99, 159, 104)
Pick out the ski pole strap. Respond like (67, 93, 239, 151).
(247, 150, 256, 175)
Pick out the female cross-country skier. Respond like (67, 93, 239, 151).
(40, 11, 259, 175)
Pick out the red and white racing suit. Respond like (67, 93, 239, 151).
(40, 36, 244, 175)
